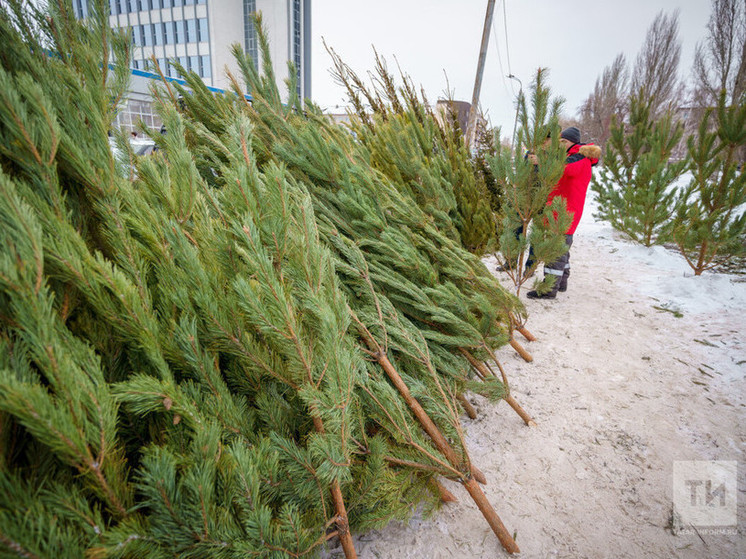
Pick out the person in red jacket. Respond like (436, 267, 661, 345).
(527, 126, 601, 299)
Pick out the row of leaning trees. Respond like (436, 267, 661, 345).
(0, 1, 578, 557)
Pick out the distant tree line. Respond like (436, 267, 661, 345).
(579, 0, 745, 152)
(578, 0, 746, 275)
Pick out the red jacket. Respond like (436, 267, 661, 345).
(547, 143, 601, 234)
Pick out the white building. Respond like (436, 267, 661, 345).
(73, 0, 311, 130)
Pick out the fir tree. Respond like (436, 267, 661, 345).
(669, 91, 746, 274)
(591, 90, 686, 246)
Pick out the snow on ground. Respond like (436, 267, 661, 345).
(330, 194, 745, 559)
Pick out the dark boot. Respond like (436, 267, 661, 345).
(526, 274, 560, 299)
(495, 260, 518, 272)
(526, 288, 557, 299)
(558, 269, 570, 292)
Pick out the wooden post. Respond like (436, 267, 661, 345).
(457, 393, 478, 419)
(465, 0, 497, 148)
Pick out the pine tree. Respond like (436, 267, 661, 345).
(487, 69, 572, 295)
(591, 90, 686, 246)
(0, 3, 432, 556)
(0, 2, 528, 556)
(326, 48, 495, 254)
(669, 91, 746, 274)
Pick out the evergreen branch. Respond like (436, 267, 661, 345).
(358, 383, 460, 479)
(0, 534, 41, 559)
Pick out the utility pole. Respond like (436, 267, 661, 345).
(465, 0, 496, 149)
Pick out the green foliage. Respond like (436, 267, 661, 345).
(328, 49, 495, 253)
(669, 91, 746, 274)
(591, 91, 686, 246)
(487, 69, 572, 294)
(0, 2, 524, 557)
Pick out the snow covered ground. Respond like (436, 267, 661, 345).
(333, 195, 745, 558)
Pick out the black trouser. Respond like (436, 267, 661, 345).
(544, 234, 573, 291)
(511, 224, 536, 270)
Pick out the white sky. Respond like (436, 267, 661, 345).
(311, 0, 712, 138)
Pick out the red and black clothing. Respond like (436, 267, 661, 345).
(548, 143, 601, 235)
(540, 142, 601, 294)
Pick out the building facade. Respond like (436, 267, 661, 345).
(73, 0, 311, 127)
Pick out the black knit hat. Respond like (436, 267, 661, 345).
(560, 126, 581, 144)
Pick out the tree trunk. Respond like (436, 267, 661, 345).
(313, 416, 357, 559)
(457, 393, 478, 419)
(459, 349, 536, 427)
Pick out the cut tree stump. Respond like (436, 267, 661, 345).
(457, 393, 478, 419)
(509, 337, 533, 362)
(432, 479, 459, 503)
(516, 325, 536, 342)
(353, 325, 523, 554)
(460, 349, 536, 427)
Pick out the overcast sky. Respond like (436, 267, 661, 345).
(311, 0, 713, 138)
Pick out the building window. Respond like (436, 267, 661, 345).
(114, 98, 162, 131)
(188, 55, 198, 73)
(157, 58, 169, 76)
(141, 24, 152, 46)
(243, 0, 257, 68)
(74, 0, 89, 18)
(162, 21, 173, 43)
(186, 19, 197, 42)
(197, 18, 208, 42)
(173, 20, 184, 43)
(293, 0, 301, 96)
(199, 55, 211, 78)
(153, 23, 164, 45)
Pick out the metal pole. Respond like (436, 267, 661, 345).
(507, 74, 522, 155)
(465, 0, 496, 149)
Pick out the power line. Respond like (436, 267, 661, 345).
(491, 2, 512, 99)
(502, 0, 513, 77)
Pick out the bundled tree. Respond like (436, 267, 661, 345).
(327, 48, 495, 254)
(592, 91, 686, 246)
(164, 17, 528, 553)
(669, 91, 746, 274)
(0, 2, 529, 556)
(487, 69, 572, 296)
